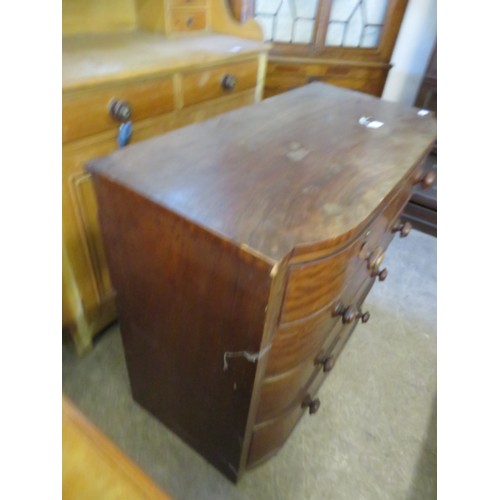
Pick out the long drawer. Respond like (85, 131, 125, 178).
(280, 182, 413, 324)
(256, 271, 373, 423)
(249, 274, 376, 465)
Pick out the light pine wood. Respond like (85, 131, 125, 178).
(63, 396, 171, 499)
(87, 83, 437, 480)
(170, 8, 207, 32)
(62, 32, 269, 91)
(182, 59, 259, 107)
(63, 0, 264, 38)
(135, 0, 169, 34)
(62, 0, 137, 35)
(62, 7, 269, 353)
(63, 75, 175, 143)
(210, 0, 263, 40)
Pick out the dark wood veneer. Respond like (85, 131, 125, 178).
(87, 83, 436, 481)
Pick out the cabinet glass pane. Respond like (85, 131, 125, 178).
(326, 0, 388, 48)
(255, 0, 319, 44)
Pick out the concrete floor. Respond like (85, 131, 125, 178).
(62, 229, 436, 500)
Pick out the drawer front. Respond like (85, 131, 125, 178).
(258, 272, 373, 422)
(171, 0, 206, 5)
(182, 59, 259, 107)
(63, 77, 175, 143)
(362, 183, 413, 258)
(280, 243, 359, 323)
(270, 261, 373, 375)
(248, 359, 327, 467)
(170, 9, 206, 32)
(281, 183, 413, 323)
(249, 277, 376, 465)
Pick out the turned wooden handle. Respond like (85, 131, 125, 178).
(392, 220, 412, 237)
(221, 74, 237, 91)
(317, 355, 336, 373)
(333, 303, 370, 324)
(415, 171, 436, 189)
(368, 246, 385, 271)
(373, 267, 388, 281)
(302, 396, 321, 415)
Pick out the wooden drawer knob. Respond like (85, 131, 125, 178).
(414, 170, 436, 189)
(316, 355, 335, 372)
(186, 16, 194, 27)
(367, 246, 385, 271)
(392, 220, 412, 237)
(373, 267, 388, 281)
(221, 74, 237, 91)
(333, 303, 370, 324)
(302, 396, 321, 415)
(359, 243, 385, 272)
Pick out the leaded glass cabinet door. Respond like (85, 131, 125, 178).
(254, 0, 397, 56)
(326, 0, 389, 48)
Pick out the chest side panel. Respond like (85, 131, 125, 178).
(91, 175, 273, 481)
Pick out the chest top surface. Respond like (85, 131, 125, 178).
(87, 83, 436, 263)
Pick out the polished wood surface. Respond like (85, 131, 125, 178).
(88, 83, 436, 480)
(89, 83, 435, 262)
(62, 395, 171, 499)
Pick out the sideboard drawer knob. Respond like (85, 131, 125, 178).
(108, 99, 132, 123)
(221, 74, 237, 91)
(302, 396, 321, 415)
(392, 220, 412, 237)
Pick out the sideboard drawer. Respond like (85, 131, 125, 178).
(63, 77, 175, 143)
(170, 9, 206, 32)
(182, 59, 259, 107)
(171, 0, 206, 6)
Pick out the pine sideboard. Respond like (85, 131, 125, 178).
(87, 83, 437, 481)
(62, 0, 269, 353)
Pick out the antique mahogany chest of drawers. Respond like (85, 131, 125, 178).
(87, 82, 436, 482)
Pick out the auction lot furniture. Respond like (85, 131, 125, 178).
(88, 83, 436, 481)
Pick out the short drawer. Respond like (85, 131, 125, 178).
(182, 59, 259, 108)
(62, 76, 175, 144)
(171, 0, 206, 6)
(170, 9, 206, 32)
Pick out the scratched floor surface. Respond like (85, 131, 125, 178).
(63, 229, 437, 500)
